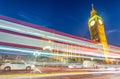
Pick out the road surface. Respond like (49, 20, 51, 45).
(1, 66, 120, 79)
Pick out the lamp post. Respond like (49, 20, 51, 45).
(60, 58, 63, 72)
(33, 51, 40, 65)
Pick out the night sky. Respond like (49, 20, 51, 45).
(0, 0, 120, 47)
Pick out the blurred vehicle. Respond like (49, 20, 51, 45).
(68, 61, 98, 69)
(83, 60, 97, 68)
(68, 63, 82, 69)
(0, 62, 35, 71)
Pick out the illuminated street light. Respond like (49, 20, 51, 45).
(33, 51, 40, 64)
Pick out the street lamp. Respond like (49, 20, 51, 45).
(33, 51, 40, 65)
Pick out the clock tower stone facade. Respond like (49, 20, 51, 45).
(88, 4, 109, 63)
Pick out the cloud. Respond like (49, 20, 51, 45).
(106, 29, 120, 34)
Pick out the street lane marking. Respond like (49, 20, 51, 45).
(1, 71, 120, 78)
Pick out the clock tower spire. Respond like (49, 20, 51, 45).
(90, 4, 97, 17)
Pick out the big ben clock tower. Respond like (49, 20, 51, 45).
(88, 4, 109, 63)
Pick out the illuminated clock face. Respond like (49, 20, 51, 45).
(90, 20, 95, 26)
(98, 19, 103, 24)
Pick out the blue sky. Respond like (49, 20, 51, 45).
(0, 0, 120, 47)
